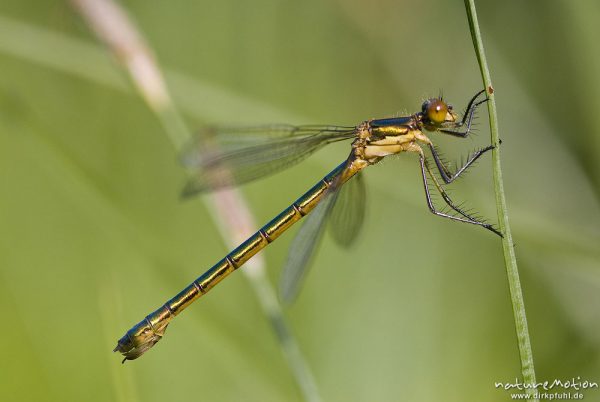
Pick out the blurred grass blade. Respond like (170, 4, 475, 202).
(70, 1, 321, 401)
(99, 277, 139, 402)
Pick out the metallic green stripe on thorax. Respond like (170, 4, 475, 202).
(354, 117, 424, 163)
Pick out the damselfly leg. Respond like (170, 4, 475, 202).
(429, 144, 495, 184)
(440, 89, 488, 137)
(418, 154, 502, 237)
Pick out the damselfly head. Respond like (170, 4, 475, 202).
(421, 98, 457, 128)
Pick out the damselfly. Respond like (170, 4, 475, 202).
(115, 89, 500, 361)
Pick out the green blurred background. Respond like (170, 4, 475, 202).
(1, 1, 599, 401)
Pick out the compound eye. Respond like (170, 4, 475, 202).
(426, 99, 448, 124)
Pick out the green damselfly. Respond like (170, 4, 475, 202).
(115, 89, 500, 361)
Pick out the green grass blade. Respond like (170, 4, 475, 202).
(463, 1, 538, 400)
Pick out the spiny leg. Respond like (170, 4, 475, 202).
(419, 155, 502, 237)
(441, 89, 488, 138)
(423, 157, 484, 222)
(419, 155, 482, 223)
(429, 143, 494, 184)
(405, 143, 482, 226)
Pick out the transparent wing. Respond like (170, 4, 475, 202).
(329, 172, 366, 247)
(180, 125, 355, 197)
(279, 185, 342, 304)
